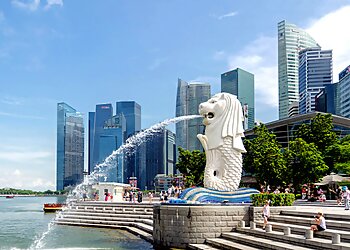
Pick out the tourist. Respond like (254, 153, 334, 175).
(262, 200, 270, 230)
(343, 186, 350, 210)
(273, 188, 280, 194)
(337, 186, 343, 205)
(168, 186, 173, 198)
(104, 192, 108, 201)
(301, 186, 307, 200)
(83, 192, 87, 201)
(310, 212, 326, 231)
(137, 191, 143, 203)
(148, 192, 153, 203)
(129, 191, 133, 202)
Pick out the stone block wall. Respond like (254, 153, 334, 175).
(153, 204, 250, 249)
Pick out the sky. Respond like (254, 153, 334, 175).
(0, 0, 350, 191)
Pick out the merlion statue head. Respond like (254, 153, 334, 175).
(198, 93, 246, 152)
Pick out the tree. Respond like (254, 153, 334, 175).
(243, 124, 288, 187)
(334, 143, 350, 174)
(286, 138, 328, 187)
(294, 113, 337, 154)
(176, 147, 206, 187)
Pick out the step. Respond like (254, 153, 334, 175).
(188, 243, 220, 250)
(270, 214, 350, 231)
(69, 206, 153, 214)
(58, 214, 153, 226)
(55, 221, 153, 243)
(63, 211, 153, 219)
(223, 231, 314, 250)
(281, 210, 346, 221)
(236, 226, 347, 250)
(56, 217, 153, 234)
(255, 221, 350, 242)
(206, 237, 260, 250)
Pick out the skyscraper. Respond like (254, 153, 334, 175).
(278, 20, 320, 118)
(56, 103, 84, 191)
(339, 65, 350, 118)
(298, 47, 333, 114)
(176, 79, 211, 151)
(139, 129, 176, 190)
(89, 104, 126, 182)
(115, 101, 141, 183)
(221, 68, 255, 129)
(91, 104, 113, 169)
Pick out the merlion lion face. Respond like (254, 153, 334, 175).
(199, 94, 226, 126)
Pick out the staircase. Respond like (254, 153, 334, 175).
(189, 207, 350, 250)
(55, 201, 154, 243)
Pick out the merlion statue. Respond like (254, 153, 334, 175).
(197, 93, 246, 191)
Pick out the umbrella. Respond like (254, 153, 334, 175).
(319, 172, 346, 185)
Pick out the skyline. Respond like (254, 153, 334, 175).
(0, 0, 350, 190)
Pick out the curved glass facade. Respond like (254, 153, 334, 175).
(278, 20, 320, 119)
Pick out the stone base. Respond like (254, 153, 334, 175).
(171, 187, 260, 203)
(153, 204, 250, 248)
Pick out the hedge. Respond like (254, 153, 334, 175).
(251, 193, 295, 206)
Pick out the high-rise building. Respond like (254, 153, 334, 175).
(116, 101, 141, 183)
(298, 47, 333, 114)
(91, 104, 113, 169)
(88, 112, 95, 174)
(315, 83, 339, 115)
(139, 129, 176, 190)
(278, 20, 320, 118)
(89, 104, 126, 182)
(221, 68, 255, 129)
(56, 103, 84, 191)
(176, 79, 211, 152)
(339, 65, 350, 118)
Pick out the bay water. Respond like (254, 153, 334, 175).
(0, 196, 153, 250)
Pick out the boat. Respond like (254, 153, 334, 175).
(43, 203, 65, 212)
(5, 195, 14, 199)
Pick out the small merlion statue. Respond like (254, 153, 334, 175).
(197, 93, 246, 191)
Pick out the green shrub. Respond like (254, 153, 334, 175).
(251, 193, 295, 206)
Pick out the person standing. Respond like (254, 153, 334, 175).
(343, 186, 350, 210)
(262, 200, 270, 230)
(137, 191, 143, 203)
(148, 192, 153, 203)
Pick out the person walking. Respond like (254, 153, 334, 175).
(262, 200, 270, 230)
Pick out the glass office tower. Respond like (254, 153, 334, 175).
(88, 112, 95, 174)
(176, 79, 211, 152)
(56, 103, 84, 191)
(139, 129, 176, 190)
(278, 20, 320, 118)
(339, 65, 350, 118)
(299, 47, 333, 114)
(91, 104, 113, 170)
(116, 101, 141, 183)
(221, 68, 255, 129)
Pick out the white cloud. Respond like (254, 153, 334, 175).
(216, 4, 350, 122)
(44, 0, 63, 10)
(306, 5, 350, 81)
(227, 36, 278, 108)
(14, 169, 21, 176)
(213, 50, 225, 60)
(0, 96, 23, 105)
(11, 0, 41, 11)
(148, 58, 167, 70)
(0, 151, 52, 163)
(216, 11, 238, 20)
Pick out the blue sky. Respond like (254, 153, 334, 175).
(0, 0, 350, 190)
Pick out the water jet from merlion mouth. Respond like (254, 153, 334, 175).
(30, 114, 202, 249)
